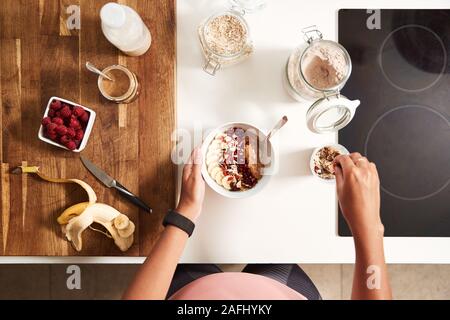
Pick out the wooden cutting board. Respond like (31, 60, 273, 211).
(0, 0, 176, 256)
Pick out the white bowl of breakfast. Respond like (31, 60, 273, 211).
(310, 144, 349, 181)
(201, 123, 275, 198)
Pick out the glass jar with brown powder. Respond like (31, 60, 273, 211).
(285, 26, 361, 134)
(98, 65, 140, 104)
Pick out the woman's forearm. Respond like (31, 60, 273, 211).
(122, 226, 188, 300)
(351, 232, 392, 300)
(123, 148, 204, 300)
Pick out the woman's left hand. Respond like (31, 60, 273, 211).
(123, 147, 205, 300)
(176, 147, 205, 222)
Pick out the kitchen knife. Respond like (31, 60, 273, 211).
(80, 156, 152, 213)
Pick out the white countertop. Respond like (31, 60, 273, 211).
(177, 0, 450, 264)
(1, 0, 449, 264)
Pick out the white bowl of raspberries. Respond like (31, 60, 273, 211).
(38, 97, 96, 152)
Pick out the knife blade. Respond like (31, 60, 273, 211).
(80, 156, 152, 213)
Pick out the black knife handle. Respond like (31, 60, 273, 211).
(114, 181, 152, 213)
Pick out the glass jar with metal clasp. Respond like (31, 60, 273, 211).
(198, 0, 265, 75)
(285, 25, 360, 133)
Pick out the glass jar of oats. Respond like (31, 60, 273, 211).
(198, 2, 264, 75)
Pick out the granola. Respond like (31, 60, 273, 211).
(313, 146, 341, 179)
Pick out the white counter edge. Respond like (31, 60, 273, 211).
(0, 257, 146, 264)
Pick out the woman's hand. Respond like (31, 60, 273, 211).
(335, 153, 392, 300)
(334, 153, 384, 240)
(176, 147, 205, 222)
(123, 147, 204, 300)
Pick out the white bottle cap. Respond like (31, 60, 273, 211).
(100, 3, 126, 28)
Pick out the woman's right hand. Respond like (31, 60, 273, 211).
(335, 153, 392, 300)
(334, 153, 384, 240)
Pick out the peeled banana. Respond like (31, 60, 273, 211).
(118, 221, 135, 238)
(114, 214, 130, 230)
(113, 215, 135, 238)
(15, 166, 135, 252)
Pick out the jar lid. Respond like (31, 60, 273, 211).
(229, 0, 266, 13)
(306, 95, 360, 133)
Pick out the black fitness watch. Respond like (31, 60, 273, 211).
(162, 209, 195, 237)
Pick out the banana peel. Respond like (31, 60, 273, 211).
(57, 202, 90, 224)
(15, 166, 135, 252)
(16, 166, 97, 204)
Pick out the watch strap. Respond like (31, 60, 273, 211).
(163, 210, 195, 237)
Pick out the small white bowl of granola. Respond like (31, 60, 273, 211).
(201, 123, 275, 198)
(310, 143, 349, 182)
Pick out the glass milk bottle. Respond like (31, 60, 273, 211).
(100, 2, 152, 56)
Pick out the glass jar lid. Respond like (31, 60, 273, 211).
(306, 94, 360, 133)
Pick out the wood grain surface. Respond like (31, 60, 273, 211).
(0, 0, 176, 256)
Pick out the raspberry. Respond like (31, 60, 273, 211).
(69, 118, 80, 129)
(46, 122, 57, 132)
(65, 140, 77, 151)
(50, 100, 62, 110)
(48, 109, 55, 117)
(42, 117, 52, 126)
(55, 111, 61, 117)
(60, 106, 72, 118)
(56, 125, 68, 136)
(52, 117, 64, 125)
(73, 106, 86, 118)
(66, 127, 76, 138)
(45, 130, 57, 140)
(75, 129, 84, 141)
(60, 135, 71, 145)
(79, 112, 89, 123)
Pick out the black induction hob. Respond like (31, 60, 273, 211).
(338, 9, 450, 237)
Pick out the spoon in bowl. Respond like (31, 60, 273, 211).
(258, 116, 288, 168)
(266, 115, 288, 141)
